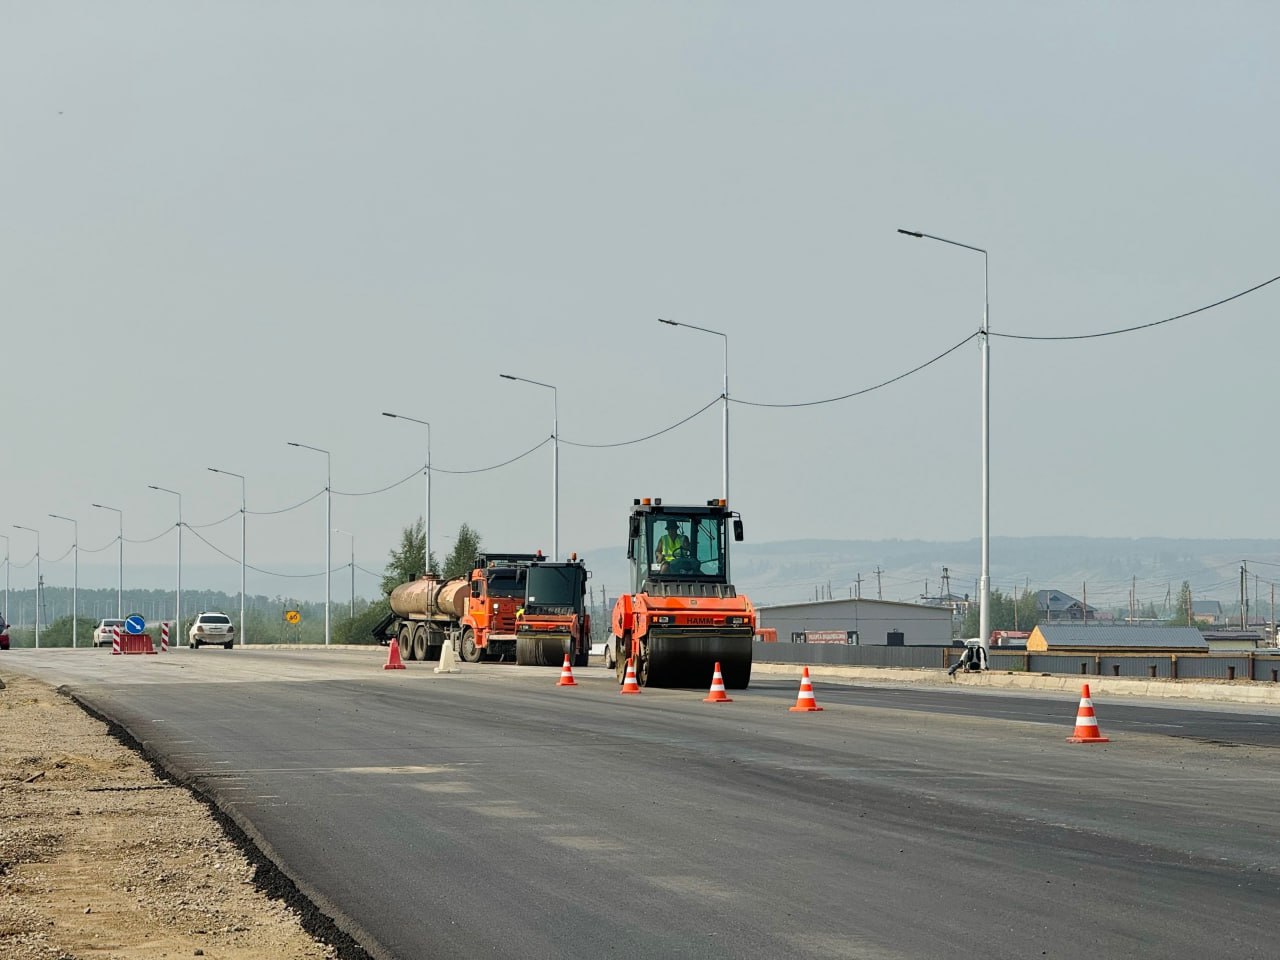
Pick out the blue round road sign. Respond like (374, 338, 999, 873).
(125, 615, 146, 635)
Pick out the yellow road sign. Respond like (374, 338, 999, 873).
(285, 610, 301, 624)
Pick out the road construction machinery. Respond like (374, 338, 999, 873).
(376, 553, 591, 666)
(610, 498, 755, 688)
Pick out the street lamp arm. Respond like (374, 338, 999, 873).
(897, 227, 987, 257)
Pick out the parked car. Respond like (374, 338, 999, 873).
(189, 612, 236, 649)
(601, 635, 619, 669)
(92, 619, 126, 648)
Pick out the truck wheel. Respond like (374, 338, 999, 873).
(573, 648, 589, 668)
(398, 624, 414, 661)
(412, 624, 429, 661)
(459, 628, 481, 663)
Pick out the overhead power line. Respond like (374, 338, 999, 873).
(731, 332, 979, 408)
(560, 396, 722, 449)
(993, 271, 1280, 342)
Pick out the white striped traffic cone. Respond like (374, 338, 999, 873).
(620, 658, 642, 694)
(788, 667, 823, 712)
(703, 662, 733, 702)
(1066, 684, 1110, 743)
(556, 653, 578, 687)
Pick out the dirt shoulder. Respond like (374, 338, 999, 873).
(0, 673, 368, 960)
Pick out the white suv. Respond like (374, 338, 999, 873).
(93, 619, 126, 648)
(189, 612, 236, 649)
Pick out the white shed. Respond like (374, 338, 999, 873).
(757, 597, 953, 646)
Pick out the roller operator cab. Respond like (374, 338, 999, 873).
(610, 498, 755, 689)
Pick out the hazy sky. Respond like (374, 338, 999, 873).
(4, 2, 1278, 600)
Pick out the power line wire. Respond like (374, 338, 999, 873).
(560, 396, 722, 449)
(248, 489, 326, 516)
(732, 332, 979, 408)
(187, 510, 241, 530)
(993, 272, 1280, 342)
(335, 463, 425, 497)
(431, 436, 552, 475)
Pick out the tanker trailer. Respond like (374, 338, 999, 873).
(387, 575, 470, 661)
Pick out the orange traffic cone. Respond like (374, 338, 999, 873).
(788, 667, 823, 712)
(383, 639, 407, 671)
(620, 658, 642, 694)
(557, 654, 578, 687)
(703, 662, 733, 703)
(1066, 683, 1109, 743)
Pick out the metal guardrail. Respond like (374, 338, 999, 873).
(753, 641, 1280, 681)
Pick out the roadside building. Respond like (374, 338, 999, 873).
(1191, 600, 1223, 625)
(756, 597, 952, 646)
(1203, 630, 1264, 651)
(1027, 624, 1208, 652)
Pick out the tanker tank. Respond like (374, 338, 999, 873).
(389, 576, 470, 620)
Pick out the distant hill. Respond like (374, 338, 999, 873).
(581, 537, 1280, 613)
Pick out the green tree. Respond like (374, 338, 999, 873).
(442, 523, 483, 580)
(1170, 580, 1194, 626)
(380, 518, 439, 595)
(960, 586, 1042, 638)
(334, 598, 390, 645)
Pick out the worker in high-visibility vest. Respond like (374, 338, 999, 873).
(655, 520, 691, 572)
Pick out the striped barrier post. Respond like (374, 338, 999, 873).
(160, 622, 169, 653)
(112, 625, 122, 656)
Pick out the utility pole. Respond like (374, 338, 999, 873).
(1082, 582, 1087, 624)
(1240, 562, 1247, 630)
(875, 566, 883, 600)
(855, 573, 862, 600)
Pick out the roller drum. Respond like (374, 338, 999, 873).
(515, 632, 570, 666)
(645, 631, 753, 689)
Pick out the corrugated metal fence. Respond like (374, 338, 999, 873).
(753, 641, 1280, 681)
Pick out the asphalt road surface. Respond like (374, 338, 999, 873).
(7, 647, 1280, 960)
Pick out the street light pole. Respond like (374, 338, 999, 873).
(288, 443, 331, 645)
(90, 503, 123, 617)
(13, 525, 40, 647)
(658, 319, 730, 504)
(208, 468, 247, 645)
(499, 375, 558, 560)
(148, 486, 182, 638)
(48, 514, 78, 647)
(0, 533, 9, 625)
(382, 412, 432, 576)
(898, 228, 990, 661)
(334, 529, 354, 620)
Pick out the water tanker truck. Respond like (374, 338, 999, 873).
(377, 553, 591, 667)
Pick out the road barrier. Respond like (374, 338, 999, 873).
(752, 640, 1280, 682)
(160, 622, 170, 653)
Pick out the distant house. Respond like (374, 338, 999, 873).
(1191, 600, 1223, 625)
(1027, 624, 1208, 652)
(1035, 590, 1097, 622)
